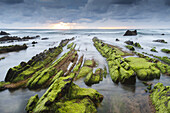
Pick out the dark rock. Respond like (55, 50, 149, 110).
(123, 30, 137, 36)
(0, 44, 28, 54)
(41, 38, 49, 40)
(161, 33, 165, 35)
(0, 31, 10, 35)
(36, 35, 40, 38)
(0, 35, 39, 42)
(124, 40, 134, 45)
(116, 38, 120, 41)
(0, 36, 22, 41)
(32, 41, 38, 44)
(153, 39, 167, 43)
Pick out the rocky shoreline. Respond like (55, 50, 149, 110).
(0, 35, 169, 112)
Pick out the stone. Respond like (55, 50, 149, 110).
(123, 30, 137, 36)
(0, 31, 10, 35)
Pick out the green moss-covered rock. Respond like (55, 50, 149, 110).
(5, 46, 63, 83)
(125, 45, 135, 51)
(68, 83, 103, 104)
(67, 42, 74, 49)
(73, 63, 81, 72)
(55, 97, 97, 113)
(27, 67, 57, 89)
(125, 57, 160, 80)
(84, 71, 93, 86)
(108, 64, 120, 83)
(76, 66, 92, 79)
(26, 94, 39, 113)
(150, 83, 170, 113)
(0, 81, 10, 91)
(150, 48, 158, 52)
(161, 48, 170, 54)
(33, 73, 75, 113)
(26, 73, 103, 113)
(161, 56, 170, 65)
(0, 57, 5, 60)
(84, 60, 95, 67)
(133, 42, 142, 49)
(119, 67, 135, 84)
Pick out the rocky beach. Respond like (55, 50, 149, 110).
(0, 29, 170, 113)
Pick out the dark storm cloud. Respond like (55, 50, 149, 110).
(0, 0, 24, 4)
(0, 0, 170, 28)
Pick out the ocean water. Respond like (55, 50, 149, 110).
(0, 29, 169, 113)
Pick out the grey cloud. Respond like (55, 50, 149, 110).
(0, 0, 170, 28)
(0, 0, 24, 4)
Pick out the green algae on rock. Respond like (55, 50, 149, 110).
(5, 46, 63, 83)
(125, 45, 135, 51)
(161, 48, 170, 54)
(150, 48, 158, 52)
(26, 74, 103, 113)
(84, 68, 104, 86)
(0, 44, 28, 54)
(25, 94, 39, 113)
(76, 66, 92, 79)
(67, 42, 74, 49)
(125, 57, 160, 80)
(83, 59, 96, 67)
(150, 83, 170, 113)
(135, 52, 170, 76)
(0, 57, 5, 61)
(0, 81, 10, 91)
(133, 42, 143, 49)
(93, 37, 136, 84)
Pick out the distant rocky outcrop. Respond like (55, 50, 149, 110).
(153, 39, 167, 43)
(123, 30, 137, 36)
(0, 31, 10, 35)
(124, 40, 134, 45)
(0, 35, 40, 42)
(115, 38, 120, 41)
(0, 44, 28, 54)
(41, 38, 49, 40)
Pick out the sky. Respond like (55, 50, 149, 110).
(0, 0, 170, 29)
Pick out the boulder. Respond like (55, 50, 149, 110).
(0, 31, 10, 35)
(41, 38, 49, 40)
(124, 40, 134, 45)
(32, 41, 38, 44)
(116, 38, 120, 41)
(153, 39, 167, 43)
(123, 30, 137, 36)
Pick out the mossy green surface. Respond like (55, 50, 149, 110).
(125, 57, 160, 80)
(55, 97, 97, 113)
(93, 38, 135, 84)
(73, 63, 81, 72)
(150, 48, 158, 52)
(125, 45, 135, 51)
(150, 83, 170, 113)
(5, 46, 63, 83)
(68, 83, 103, 104)
(84, 60, 94, 67)
(161, 48, 170, 54)
(33, 73, 75, 113)
(76, 66, 92, 79)
(0, 57, 5, 60)
(133, 42, 142, 49)
(26, 73, 103, 113)
(119, 67, 135, 84)
(67, 42, 74, 49)
(26, 94, 39, 113)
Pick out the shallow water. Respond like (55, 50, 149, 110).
(0, 29, 170, 113)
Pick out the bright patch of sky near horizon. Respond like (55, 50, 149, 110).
(0, 0, 170, 29)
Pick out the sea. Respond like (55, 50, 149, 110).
(0, 29, 169, 113)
